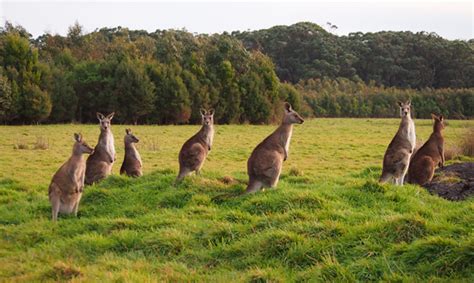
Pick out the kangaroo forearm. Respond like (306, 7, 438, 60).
(108, 152, 115, 163)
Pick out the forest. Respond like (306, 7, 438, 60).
(0, 21, 472, 124)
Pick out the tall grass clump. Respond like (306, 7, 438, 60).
(460, 128, 474, 156)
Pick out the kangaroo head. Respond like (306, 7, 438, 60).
(73, 133, 94, 155)
(283, 102, 304, 125)
(200, 108, 214, 126)
(431, 113, 445, 132)
(97, 112, 114, 131)
(124, 128, 139, 144)
(397, 100, 412, 118)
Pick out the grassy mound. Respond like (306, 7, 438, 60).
(1, 168, 473, 281)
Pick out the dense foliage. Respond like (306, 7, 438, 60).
(297, 78, 474, 119)
(1, 23, 285, 124)
(0, 22, 472, 124)
(235, 22, 474, 88)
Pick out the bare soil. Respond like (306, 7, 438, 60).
(424, 162, 474, 201)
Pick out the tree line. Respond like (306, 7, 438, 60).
(0, 21, 472, 124)
(234, 22, 474, 89)
(296, 78, 473, 119)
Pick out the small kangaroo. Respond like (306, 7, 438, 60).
(120, 128, 142, 177)
(176, 108, 215, 183)
(379, 100, 416, 185)
(245, 102, 304, 194)
(49, 133, 94, 221)
(407, 114, 445, 185)
(85, 112, 116, 185)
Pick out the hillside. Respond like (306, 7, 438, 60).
(1, 22, 473, 124)
(0, 119, 473, 281)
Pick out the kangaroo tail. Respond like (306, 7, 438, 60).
(379, 172, 391, 184)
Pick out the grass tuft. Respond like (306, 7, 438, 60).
(13, 140, 29, 150)
(460, 128, 474, 156)
(289, 166, 304, 176)
(43, 262, 82, 281)
(33, 136, 49, 150)
(359, 180, 387, 194)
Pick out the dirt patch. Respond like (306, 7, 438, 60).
(423, 162, 474, 201)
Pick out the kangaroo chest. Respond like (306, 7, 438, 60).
(64, 159, 85, 188)
(405, 120, 416, 151)
(198, 126, 214, 149)
(282, 127, 293, 154)
(207, 128, 215, 148)
(127, 146, 142, 165)
(100, 133, 115, 158)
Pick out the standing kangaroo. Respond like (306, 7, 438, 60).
(49, 133, 94, 221)
(379, 101, 416, 185)
(176, 108, 215, 183)
(120, 128, 142, 177)
(245, 102, 304, 194)
(85, 112, 116, 185)
(407, 114, 445, 185)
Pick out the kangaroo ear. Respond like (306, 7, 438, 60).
(200, 108, 207, 116)
(107, 112, 115, 120)
(431, 113, 438, 120)
(74, 133, 82, 142)
(439, 115, 444, 121)
(284, 102, 292, 112)
(406, 100, 411, 106)
(208, 108, 215, 115)
(125, 128, 131, 135)
(397, 101, 403, 107)
(97, 112, 105, 120)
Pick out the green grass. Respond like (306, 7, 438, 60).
(0, 119, 473, 281)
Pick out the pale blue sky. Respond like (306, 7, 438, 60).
(1, 1, 472, 40)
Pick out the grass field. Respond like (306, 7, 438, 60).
(0, 118, 473, 281)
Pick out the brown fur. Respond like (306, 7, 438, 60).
(49, 133, 94, 221)
(245, 102, 304, 194)
(175, 108, 215, 183)
(380, 101, 416, 185)
(120, 128, 142, 177)
(85, 112, 116, 185)
(407, 114, 445, 185)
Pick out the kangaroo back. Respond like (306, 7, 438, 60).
(408, 114, 445, 185)
(49, 133, 93, 221)
(245, 102, 304, 194)
(176, 108, 215, 183)
(120, 128, 143, 177)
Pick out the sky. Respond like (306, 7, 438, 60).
(0, 0, 472, 40)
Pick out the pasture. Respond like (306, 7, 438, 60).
(0, 118, 473, 281)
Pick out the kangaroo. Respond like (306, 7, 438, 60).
(49, 133, 94, 221)
(120, 128, 142, 177)
(407, 114, 445, 185)
(176, 108, 215, 183)
(85, 112, 116, 185)
(245, 102, 304, 194)
(379, 100, 416, 185)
